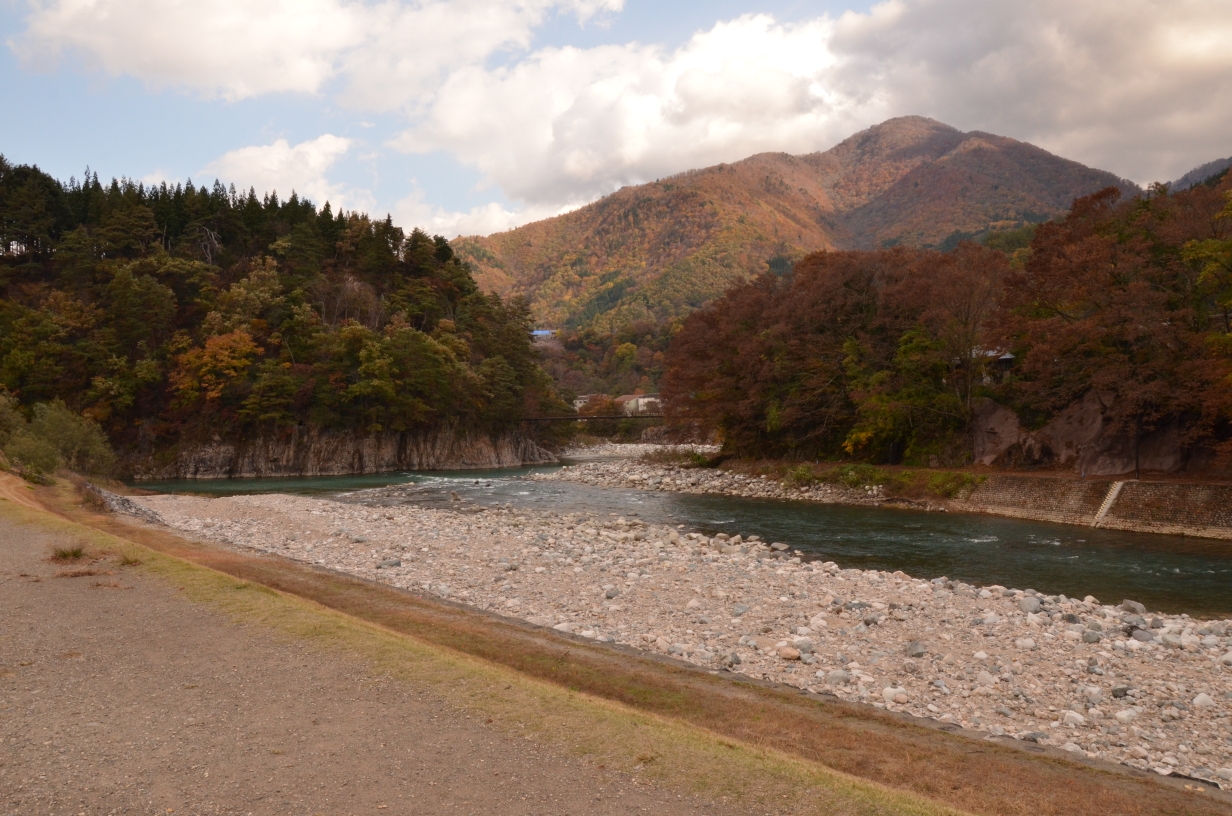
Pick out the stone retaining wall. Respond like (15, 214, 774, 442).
(952, 475, 1232, 540)
(1100, 482, 1232, 539)
(952, 476, 1113, 526)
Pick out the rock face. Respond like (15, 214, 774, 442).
(133, 426, 556, 479)
(972, 394, 1208, 476)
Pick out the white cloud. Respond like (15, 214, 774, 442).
(826, 0, 1232, 185)
(14, 0, 1232, 234)
(12, 0, 622, 101)
(201, 134, 371, 212)
(393, 186, 578, 238)
(13, 0, 363, 99)
(338, 0, 623, 113)
(396, 1, 1232, 212)
(140, 169, 172, 187)
(395, 15, 852, 207)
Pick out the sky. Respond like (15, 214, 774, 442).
(2, 0, 1231, 238)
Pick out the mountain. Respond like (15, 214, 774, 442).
(1169, 156, 1232, 192)
(454, 116, 1139, 330)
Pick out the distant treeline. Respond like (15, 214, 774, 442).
(537, 321, 673, 399)
(664, 178, 1232, 466)
(0, 156, 566, 470)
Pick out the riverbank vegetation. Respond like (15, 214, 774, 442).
(0, 391, 115, 481)
(663, 176, 1232, 467)
(0, 156, 568, 471)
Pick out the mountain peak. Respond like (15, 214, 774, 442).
(455, 118, 1136, 331)
(842, 114, 958, 142)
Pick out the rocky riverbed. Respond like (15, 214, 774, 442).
(128, 489, 1232, 788)
(560, 442, 720, 460)
(533, 458, 905, 506)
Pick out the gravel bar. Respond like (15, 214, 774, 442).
(533, 458, 899, 505)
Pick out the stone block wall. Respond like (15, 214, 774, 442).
(952, 475, 1232, 540)
(1100, 482, 1232, 538)
(954, 476, 1112, 526)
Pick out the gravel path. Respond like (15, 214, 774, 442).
(0, 512, 734, 815)
(135, 490, 1232, 791)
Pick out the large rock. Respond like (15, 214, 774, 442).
(132, 426, 556, 479)
(1062, 710, 1086, 726)
(972, 393, 1201, 475)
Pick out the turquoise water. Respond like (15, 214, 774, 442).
(138, 465, 1232, 617)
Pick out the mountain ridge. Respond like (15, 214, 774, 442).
(1169, 156, 1232, 191)
(455, 117, 1139, 330)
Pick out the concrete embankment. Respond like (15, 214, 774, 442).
(954, 477, 1232, 541)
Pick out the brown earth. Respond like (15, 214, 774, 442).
(0, 511, 736, 815)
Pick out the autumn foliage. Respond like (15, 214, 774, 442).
(994, 183, 1232, 462)
(456, 117, 1135, 334)
(664, 176, 1232, 468)
(0, 156, 567, 467)
(663, 245, 1009, 462)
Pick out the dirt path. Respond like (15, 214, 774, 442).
(0, 513, 735, 815)
(0, 473, 45, 512)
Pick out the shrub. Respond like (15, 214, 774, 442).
(925, 470, 984, 499)
(0, 395, 117, 477)
(818, 464, 894, 489)
(28, 401, 116, 475)
(782, 464, 817, 486)
(3, 430, 61, 476)
(0, 392, 23, 443)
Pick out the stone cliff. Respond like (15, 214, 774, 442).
(971, 393, 1214, 476)
(131, 426, 557, 480)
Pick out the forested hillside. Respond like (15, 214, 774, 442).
(456, 117, 1137, 334)
(0, 156, 565, 474)
(663, 176, 1232, 473)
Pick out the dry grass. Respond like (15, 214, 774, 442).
(731, 460, 986, 501)
(50, 544, 85, 560)
(54, 568, 111, 579)
(8, 482, 1232, 816)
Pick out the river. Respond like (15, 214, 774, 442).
(139, 462, 1232, 617)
